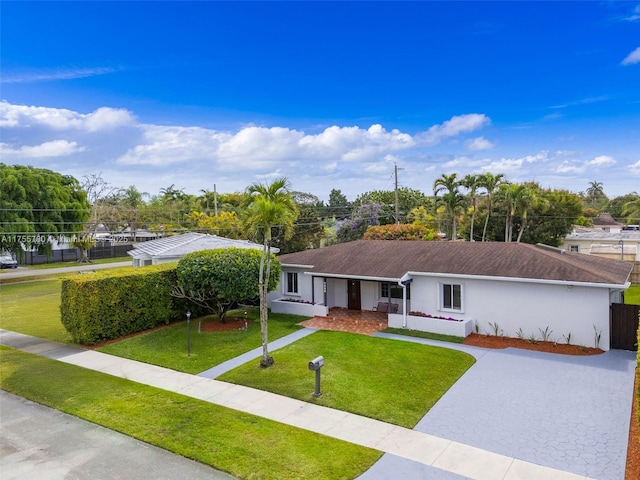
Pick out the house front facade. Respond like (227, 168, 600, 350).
(268, 240, 633, 350)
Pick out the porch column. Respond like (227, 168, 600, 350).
(323, 278, 327, 306)
(311, 275, 315, 304)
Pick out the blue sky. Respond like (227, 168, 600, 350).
(1, 1, 639, 201)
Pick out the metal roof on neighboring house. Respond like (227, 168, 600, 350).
(127, 233, 273, 259)
(277, 240, 632, 286)
(565, 231, 640, 241)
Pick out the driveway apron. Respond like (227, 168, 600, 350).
(368, 334, 635, 480)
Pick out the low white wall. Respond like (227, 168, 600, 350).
(388, 313, 474, 337)
(270, 298, 328, 317)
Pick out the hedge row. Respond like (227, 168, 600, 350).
(60, 264, 197, 345)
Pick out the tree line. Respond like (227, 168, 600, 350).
(2, 164, 640, 256)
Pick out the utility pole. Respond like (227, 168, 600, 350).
(394, 164, 399, 224)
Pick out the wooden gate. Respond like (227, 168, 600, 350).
(610, 303, 640, 351)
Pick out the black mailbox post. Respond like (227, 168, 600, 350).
(308, 356, 324, 398)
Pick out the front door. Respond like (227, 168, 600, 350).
(348, 280, 361, 310)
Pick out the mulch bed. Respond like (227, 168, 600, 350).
(462, 333, 603, 355)
(198, 317, 254, 332)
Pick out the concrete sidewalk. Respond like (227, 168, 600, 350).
(0, 329, 594, 480)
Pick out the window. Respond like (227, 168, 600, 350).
(380, 282, 410, 299)
(286, 272, 298, 294)
(569, 245, 579, 252)
(441, 283, 462, 311)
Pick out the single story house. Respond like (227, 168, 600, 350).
(128, 232, 273, 267)
(562, 228, 640, 262)
(268, 240, 633, 350)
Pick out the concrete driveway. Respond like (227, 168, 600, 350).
(363, 335, 637, 480)
(0, 391, 236, 480)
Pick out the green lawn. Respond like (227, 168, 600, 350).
(626, 285, 640, 305)
(0, 279, 71, 343)
(97, 311, 306, 373)
(219, 330, 475, 428)
(0, 346, 380, 480)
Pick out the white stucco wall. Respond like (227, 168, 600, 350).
(272, 266, 615, 350)
(408, 274, 611, 350)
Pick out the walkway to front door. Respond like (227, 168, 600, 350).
(298, 307, 388, 335)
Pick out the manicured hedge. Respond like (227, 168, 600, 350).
(60, 264, 195, 345)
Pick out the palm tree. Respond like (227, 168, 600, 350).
(242, 178, 299, 367)
(479, 172, 506, 242)
(586, 181, 605, 207)
(433, 173, 462, 240)
(514, 184, 545, 242)
(462, 174, 482, 241)
(621, 197, 640, 224)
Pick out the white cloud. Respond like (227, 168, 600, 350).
(628, 160, 640, 175)
(465, 136, 494, 151)
(622, 47, 640, 65)
(0, 140, 84, 158)
(587, 155, 615, 166)
(0, 101, 135, 131)
(1, 66, 122, 84)
(117, 125, 226, 166)
(416, 114, 490, 145)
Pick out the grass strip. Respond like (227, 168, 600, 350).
(220, 330, 475, 428)
(382, 327, 465, 344)
(0, 346, 381, 480)
(0, 279, 71, 343)
(98, 311, 306, 373)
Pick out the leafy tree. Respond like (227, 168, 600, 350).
(0, 164, 90, 254)
(196, 211, 243, 238)
(363, 223, 440, 241)
(336, 202, 383, 243)
(520, 189, 583, 246)
(606, 193, 640, 220)
(407, 205, 439, 231)
(173, 248, 280, 322)
(479, 172, 506, 241)
(242, 178, 298, 367)
(326, 188, 351, 220)
(276, 192, 324, 253)
(354, 188, 429, 224)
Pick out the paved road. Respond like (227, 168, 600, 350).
(0, 261, 131, 280)
(0, 391, 237, 480)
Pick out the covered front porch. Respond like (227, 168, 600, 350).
(297, 307, 389, 335)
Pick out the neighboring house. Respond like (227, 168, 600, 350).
(561, 229, 640, 262)
(591, 212, 625, 233)
(128, 232, 274, 267)
(268, 240, 632, 350)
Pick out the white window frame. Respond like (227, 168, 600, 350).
(286, 272, 299, 295)
(440, 282, 463, 312)
(569, 244, 579, 252)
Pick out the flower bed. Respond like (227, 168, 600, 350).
(388, 312, 474, 337)
(270, 298, 328, 317)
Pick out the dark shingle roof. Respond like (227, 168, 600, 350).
(277, 240, 632, 286)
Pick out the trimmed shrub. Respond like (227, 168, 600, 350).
(60, 264, 193, 345)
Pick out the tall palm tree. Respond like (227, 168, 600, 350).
(242, 178, 298, 367)
(433, 173, 462, 240)
(462, 173, 481, 241)
(479, 172, 506, 242)
(586, 181, 605, 207)
(514, 184, 545, 243)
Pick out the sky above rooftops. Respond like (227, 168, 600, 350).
(1, 1, 639, 201)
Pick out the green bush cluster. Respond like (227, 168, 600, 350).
(60, 264, 194, 344)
